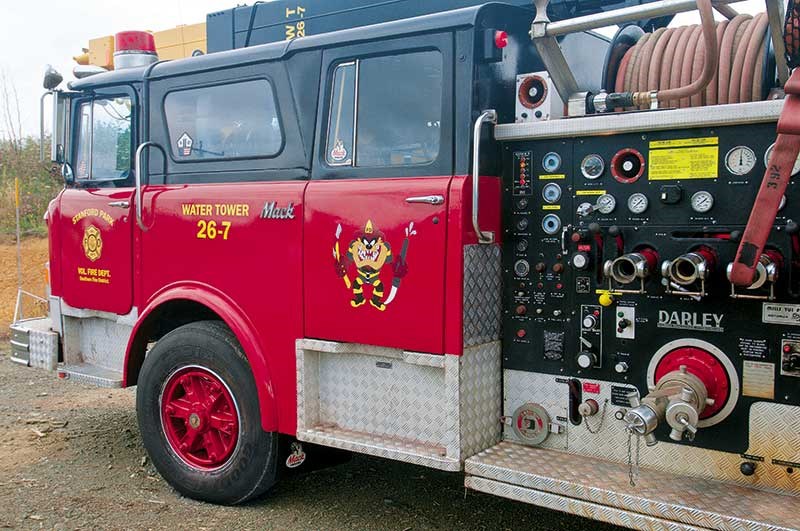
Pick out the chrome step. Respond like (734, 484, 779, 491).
(297, 425, 460, 471)
(9, 318, 59, 370)
(465, 442, 800, 531)
(58, 363, 123, 388)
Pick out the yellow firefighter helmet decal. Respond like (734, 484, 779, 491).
(82, 225, 103, 262)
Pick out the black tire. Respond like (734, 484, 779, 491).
(136, 320, 277, 505)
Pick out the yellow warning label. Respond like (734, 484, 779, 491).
(649, 146, 719, 180)
(649, 136, 718, 149)
(539, 173, 566, 180)
(576, 189, 606, 196)
(542, 205, 561, 210)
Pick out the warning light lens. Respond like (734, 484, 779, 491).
(494, 30, 509, 49)
(115, 31, 156, 54)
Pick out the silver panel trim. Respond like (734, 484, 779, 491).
(495, 100, 785, 142)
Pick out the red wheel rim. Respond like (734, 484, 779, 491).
(160, 367, 239, 469)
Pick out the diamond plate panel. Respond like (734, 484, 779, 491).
(503, 370, 800, 494)
(466, 442, 800, 531)
(463, 244, 502, 347)
(298, 425, 460, 471)
(63, 315, 132, 371)
(465, 476, 704, 531)
(459, 342, 502, 459)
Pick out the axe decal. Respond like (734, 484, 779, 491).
(384, 222, 417, 305)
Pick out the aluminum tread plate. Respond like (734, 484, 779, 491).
(495, 100, 785, 142)
(59, 363, 123, 388)
(465, 477, 704, 531)
(465, 442, 800, 531)
(297, 425, 460, 471)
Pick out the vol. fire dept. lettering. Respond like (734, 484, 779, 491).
(260, 201, 296, 220)
(657, 310, 724, 332)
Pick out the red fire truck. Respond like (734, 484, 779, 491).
(11, 0, 800, 528)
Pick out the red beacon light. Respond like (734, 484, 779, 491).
(494, 30, 509, 49)
(114, 31, 158, 70)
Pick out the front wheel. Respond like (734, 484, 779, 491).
(136, 320, 277, 505)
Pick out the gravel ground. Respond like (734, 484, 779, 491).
(0, 348, 624, 531)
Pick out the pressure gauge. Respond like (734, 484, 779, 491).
(580, 154, 605, 180)
(627, 193, 649, 214)
(542, 182, 562, 204)
(690, 190, 714, 213)
(596, 193, 617, 214)
(725, 146, 756, 176)
(765, 143, 800, 176)
(541, 214, 562, 235)
(542, 152, 562, 173)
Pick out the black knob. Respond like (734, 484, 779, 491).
(790, 354, 800, 370)
(588, 222, 601, 234)
(740, 462, 757, 476)
(608, 225, 620, 237)
(787, 221, 800, 235)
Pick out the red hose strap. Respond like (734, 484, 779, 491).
(730, 69, 800, 286)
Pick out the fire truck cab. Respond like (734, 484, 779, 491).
(13, 0, 800, 528)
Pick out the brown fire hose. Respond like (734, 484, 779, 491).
(615, 0, 771, 109)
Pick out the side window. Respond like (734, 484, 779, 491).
(164, 79, 282, 161)
(73, 97, 132, 181)
(325, 50, 443, 168)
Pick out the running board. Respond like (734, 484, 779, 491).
(464, 442, 800, 531)
(297, 425, 460, 471)
(58, 363, 123, 388)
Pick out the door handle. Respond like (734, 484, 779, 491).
(472, 109, 497, 244)
(108, 200, 130, 208)
(405, 195, 445, 205)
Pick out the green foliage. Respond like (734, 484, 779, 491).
(0, 137, 63, 236)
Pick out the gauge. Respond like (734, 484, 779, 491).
(690, 191, 714, 213)
(514, 259, 530, 277)
(541, 214, 562, 235)
(765, 143, 800, 176)
(542, 182, 562, 204)
(580, 154, 605, 180)
(542, 152, 562, 173)
(596, 194, 617, 214)
(627, 193, 649, 214)
(725, 146, 756, 176)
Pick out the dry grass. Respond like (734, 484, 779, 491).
(0, 237, 49, 337)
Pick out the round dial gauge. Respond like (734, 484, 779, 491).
(691, 190, 714, 213)
(725, 146, 756, 176)
(580, 154, 605, 180)
(542, 182, 562, 204)
(542, 152, 562, 173)
(627, 193, 649, 214)
(765, 143, 800, 176)
(541, 213, 562, 235)
(596, 193, 617, 214)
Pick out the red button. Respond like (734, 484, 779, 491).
(784, 344, 793, 353)
(555, 283, 563, 290)
(517, 329, 527, 338)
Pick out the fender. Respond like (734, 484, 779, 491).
(123, 281, 278, 432)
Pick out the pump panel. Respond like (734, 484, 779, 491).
(501, 121, 800, 453)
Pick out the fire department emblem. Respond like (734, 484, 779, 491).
(333, 220, 416, 311)
(82, 225, 103, 262)
(177, 132, 193, 156)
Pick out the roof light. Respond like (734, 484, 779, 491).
(113, 31, 158, 70)
(494, 30, 508, 49)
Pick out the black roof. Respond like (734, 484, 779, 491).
(70, 3, 508, 90)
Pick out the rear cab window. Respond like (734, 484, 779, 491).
(164, 79, 283, 161)
(315, 34, 453, 180)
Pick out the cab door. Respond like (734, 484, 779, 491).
(57, 90, 135, 315)
(304, 35, 453, 354)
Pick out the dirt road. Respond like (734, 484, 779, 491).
(0, 348, 623, 531)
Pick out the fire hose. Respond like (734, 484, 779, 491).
(730, 1, 800, 285)
(613, 0, 771, 109)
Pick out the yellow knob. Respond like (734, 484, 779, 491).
(598, 291, 614, 307)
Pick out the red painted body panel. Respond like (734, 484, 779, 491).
(443, 175, 502, 355)
(56, 187, 134, 314)
(136, 182, 306, 434)
(47, 194, 64, 297)
(303, 177, 452, 354)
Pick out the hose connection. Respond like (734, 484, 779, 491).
(727, 251, 782, 300)
(661, 248, 716, 298)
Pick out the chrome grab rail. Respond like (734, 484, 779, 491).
(134, 142, 166, 232)
(472, 110, 497, 244)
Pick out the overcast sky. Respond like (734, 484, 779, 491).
(0, 0, 772, 138)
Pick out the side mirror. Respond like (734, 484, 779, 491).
(61, 162, 74, 184)
(42, 65, 63, 91)
(41, 90, 71, 163)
